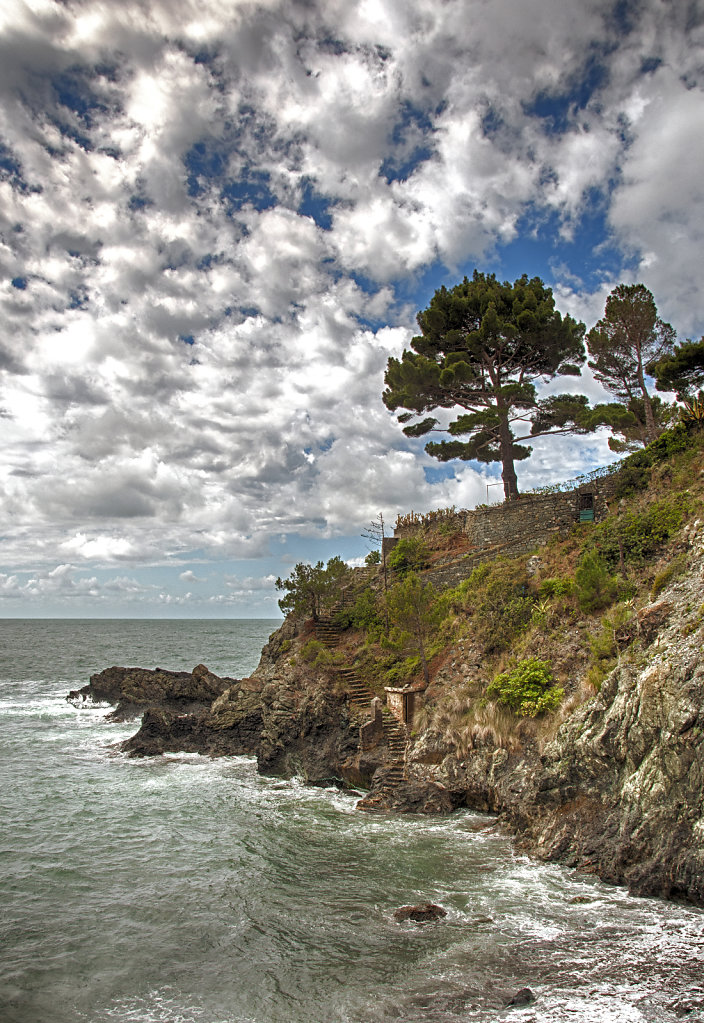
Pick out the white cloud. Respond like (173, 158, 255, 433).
(0, 0, 702, 613)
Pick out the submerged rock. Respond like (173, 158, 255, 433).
(393, 902, 447, 923)
(504, 987, 535, 1007)
(357, 773, 457, 814)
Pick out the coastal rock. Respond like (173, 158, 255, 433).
(393, 902, 447, 923)
(357, 772, 457, 814)
(504, 988, 535, 1007)
(68, 664, 233, 719)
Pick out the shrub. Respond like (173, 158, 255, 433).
(486, 658, 564, 717)
(385, 656, 421, 685)
(614, 424, 691, 497)
(351, 588, 384, 636)
(388, 536, 429, 575)
(299, 639, 338, 667)
(365, 550, 381, 566)
(587, 493, 696, 569)
(575, 551, 620, 613)
(538, 577, 575, 600)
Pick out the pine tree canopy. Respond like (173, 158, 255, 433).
(586, 283, 676, 445)
(649, 337, 704, 401)
(382, 270, 590, 500)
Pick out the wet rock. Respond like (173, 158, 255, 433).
(504, 987, 535, 1007)
(68, 664, 234, 719)
(357, 773, 457, 814)
(393, 902, 447, 923)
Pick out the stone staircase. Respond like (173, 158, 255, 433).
(381, 709, 407, 785)
(314, 573, 407, 787)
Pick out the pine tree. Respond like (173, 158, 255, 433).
(587, 284, 676, 445)
(383, 271, 589, 500)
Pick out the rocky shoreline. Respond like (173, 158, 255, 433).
(69, 532, 704, 908)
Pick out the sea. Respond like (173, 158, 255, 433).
(1, 618, 703, 1023)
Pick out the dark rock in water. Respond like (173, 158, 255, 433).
(504, 987, 535, 1007)
(67, 664, 234, 719)
(357, 771, 457, 814)
(393, 902, 447, 923)
(669, 988, 704, 1016)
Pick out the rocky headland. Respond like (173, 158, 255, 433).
(70, 430, 704, 907)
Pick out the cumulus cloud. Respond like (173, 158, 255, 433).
(0, 0, 702, 613)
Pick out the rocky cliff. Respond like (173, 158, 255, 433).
(412, 530, 704, 903)
(70, 437, 704, 907)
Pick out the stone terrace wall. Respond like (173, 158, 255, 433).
(394, 474, 622, 570)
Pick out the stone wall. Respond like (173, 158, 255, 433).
(394, 476, 621, 566)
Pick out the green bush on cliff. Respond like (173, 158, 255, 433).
(585, 492, 696, 569)
(351, 587, 385, 638)
(614, 423, 691, 497)
(575, 551, 620, 613)
(453, 559, 534, 652)
(388, 536, 429, 575)
(487, 658, 563, 717)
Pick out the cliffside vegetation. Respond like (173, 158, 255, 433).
(288, 421, 704, 760)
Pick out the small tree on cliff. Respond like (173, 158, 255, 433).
(275, 556, 350, 621)
(587, 283, 676, 445)
(383, 271, 590, 501)
(385, 573, 446, 685)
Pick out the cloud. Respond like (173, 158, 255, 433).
(0, 0, 703, 612)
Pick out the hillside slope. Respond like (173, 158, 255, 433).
(99, 426, 704, 905)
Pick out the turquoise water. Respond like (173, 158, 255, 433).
(1, 620, 703, 1023)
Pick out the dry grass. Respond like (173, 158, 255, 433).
(426, 691, 530, 754)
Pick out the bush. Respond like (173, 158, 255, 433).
(365, 550, 381, 566)
(614, 423, 691, 497)
(575, 551, 620, 613)
(299, 639, 338, 667)
(388, 536, 429, 575)
(385, 656, 421, 685)
(538, 577, 575, 600)
(486, 658, 564, 717)
(586, 493, 696, 569)
(351, 588, 384, 636)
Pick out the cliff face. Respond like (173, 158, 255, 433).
(509, 574, 704, 901)
(415, 523, 704, 904)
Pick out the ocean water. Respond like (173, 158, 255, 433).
(1, 619, 703, 1023)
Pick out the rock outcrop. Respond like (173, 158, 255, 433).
(67, 662, 232, 720)
(414, 540, 704, 905)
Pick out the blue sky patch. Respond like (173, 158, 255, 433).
(298, 179, 333, 229)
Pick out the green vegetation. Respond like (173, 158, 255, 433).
(486, 658, 564, 717)
(383, 270, 592, 501)
(387, 536, 429, 575)
(452, 559, 534, 652)
(574, 551, 620, 613)
(651, 554, 687, 601)
(275, 556, 350, 621)
(651, 336, 704, 400)
(587, 283, 676, 447)
(385, 573, 446, 684)
(584, 492, 695, 568)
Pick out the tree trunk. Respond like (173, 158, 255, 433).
(498, 411, 519, 501)
(636, 353, 658, 444)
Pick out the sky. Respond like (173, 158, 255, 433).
(1, 0, 703, 618)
